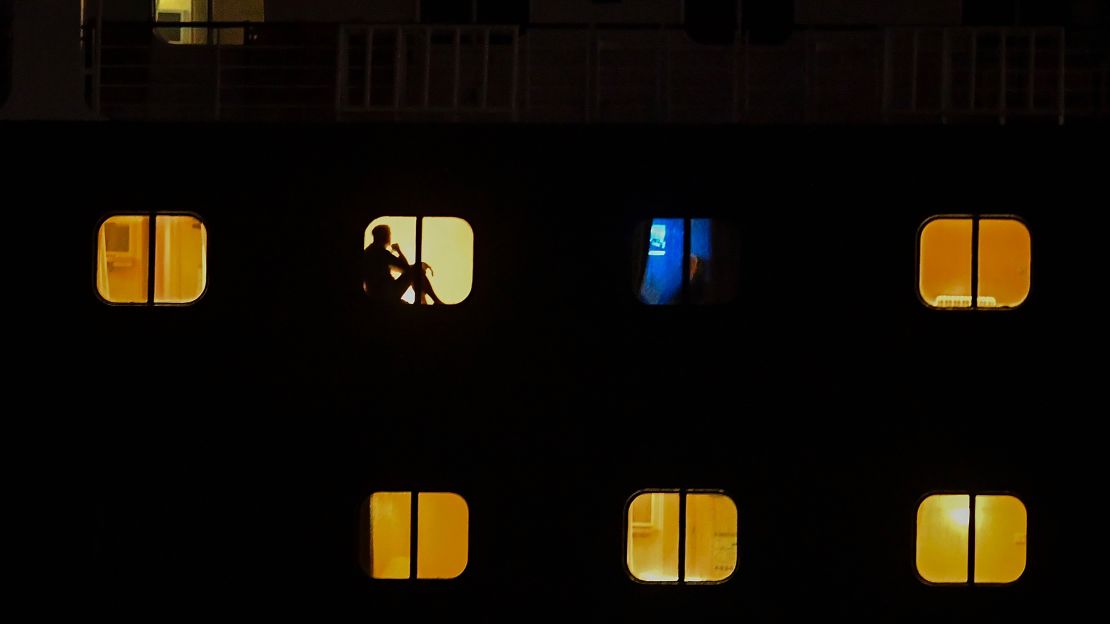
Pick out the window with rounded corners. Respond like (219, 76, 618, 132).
(634, 218, 739, 305)
(96, 214, 208, 305)
(916, 493, 1027, 585)
(363, 216, 474, 306)
(625, 490, 738, 584)
(364, 491, 469, 580)
(153, 0, 264, 46)
(918, 215, 1031, 310)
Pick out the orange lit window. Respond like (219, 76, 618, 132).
(636, 218, 739, 305)
(916, 493, 1027, 585)
(96, 214, 207, 305)
(626, 490, 737, 584)
(919, 216, 1031, 309)
(363, 217, 474, 305)
(154, 0, 264, 45)
(366, 492, 469, 580)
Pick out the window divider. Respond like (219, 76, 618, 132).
(681, 218, 691, 305)
(677, 490, 687, 583)
(970, 215, 980, 310)
(967, 493, 976, 584)
(415, 216, 424, 305)
(409, 491, 420, 579)
(146, 213, 157, 305)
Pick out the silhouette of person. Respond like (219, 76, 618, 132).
(362, 224, 446, 305)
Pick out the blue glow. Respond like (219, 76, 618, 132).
(639, 218, 716, 305)
(639, 218, 684, 305)
(691, 219, 712, 264)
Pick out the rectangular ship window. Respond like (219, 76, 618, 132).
(626, 490, 737, 584)
(367, 492, 469, 580)
(916, 493, 1027, 585)
(363, 217, 474, 305)
(919, 216, 1030, 309)
(636, 218, 738, 305)
(97, 214, 207, 305)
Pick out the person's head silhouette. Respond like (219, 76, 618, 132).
(371, 224, 391, 247)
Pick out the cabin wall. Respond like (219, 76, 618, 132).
(795, 0, 961, 25)
(0, 0, 93, 119)
(8, 121, 1105, 621)
(265, 0, 416, 23)
(531, 0, 682, 25)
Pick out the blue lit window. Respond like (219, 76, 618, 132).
(636, 218, 737, 305)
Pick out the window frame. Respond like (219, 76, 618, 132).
(152, 0, 207, 45)
(362, 490, 470, 581)
(635, 216, 739, 306)
(94, 211, 209, 307)
(623, 488, 738, 586)
(914, 490, 1029, 587)
(915, 214, 1032, 311)
(363, 214, 475, 306)
(151, 0, 261, 46)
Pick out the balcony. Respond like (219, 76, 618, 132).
(83, 21, 1109, 123)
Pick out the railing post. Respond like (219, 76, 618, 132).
(803, 31, 814, 123)
(587, 25, 597, 122)
(335, 26, 347, 115)
(881, 29, 893, 121)
(393, 26, 404, 117)
(1028, 31, 1036, 113)
(970, 29, 978, 110)
(1058, 28, 1066, 125)
(743, 30, 751, 120)
(423, 27, 432, 110)
(659, 26, 670, 122)
(999, 29, 1007, 125)
(92, 21, 102, 116)
(523, 27, 531, 120)
(910, 30, 919, 113)
(731, 32, 739, 123)
(365, 26, 374, 110)
(452, 28, 461, 113)
(510, 27, 520, 122)
(941, 29, 952, 123)
(481, 27, 490, 110)
(214, 37, 222, 121)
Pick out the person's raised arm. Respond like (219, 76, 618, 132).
(389, 243, 411, 269)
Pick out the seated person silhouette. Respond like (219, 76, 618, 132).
(362, 224, 446, 305)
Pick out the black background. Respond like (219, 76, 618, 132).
(10, 122, 1107, 621)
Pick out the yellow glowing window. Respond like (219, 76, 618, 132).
(154, 0, 264, 45)
(367, 492, 469, 580)
(919, 216, 1031, 309)
(363, 217, 474, 305)
(96, 214, 208, 305)
(626, 490, 737, 584)
(916, 493, 1027, 585)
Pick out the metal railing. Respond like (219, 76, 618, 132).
(85, 21, 1107, 124)
(883, 27, 1068, 124)
(337, 24, 519, 119)
(88, 21, 338, 121)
